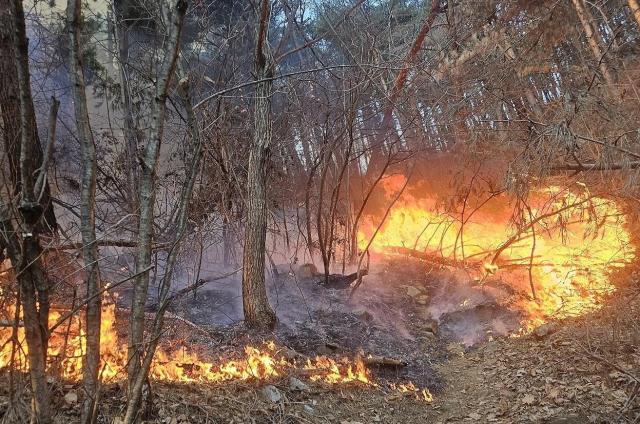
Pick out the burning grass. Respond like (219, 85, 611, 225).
(0, 296, 431, 402)
(1, 300, 360, 383)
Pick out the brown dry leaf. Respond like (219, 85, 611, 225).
(546, 387, 560, 400)
(385, 393, 403, 402)
(521, 394, 536, 405)
(63, 391, 78, 404)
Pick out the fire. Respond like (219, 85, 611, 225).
(0, 292, 383, 392)
(0, 263, 432, 399)
(306, 355, 370, 384)
(358, 175, 635, 328)
(0, 289, 436, 403)
(391, 382, 434, 402)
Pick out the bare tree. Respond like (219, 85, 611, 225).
(126, 0, 188, 406)
(66, 0, 101, 421)
(123, 74, 205, 424)
(242, 0, 277, 329)
(0, 1, 56, 422)
(0, 0, 57, 233)
(570, 0, 616, 88)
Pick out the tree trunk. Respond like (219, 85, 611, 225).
(123, 75, 201, 424)
(628, 0, 640, 29)
(570, 0, 615, 88)
(112, 4, 139, 210)
(66, 1, 101, 421)
(127, 0, 187, 399)
(0, 0, 57, 233)
(9, 0, 52, 421)
(223, 202, 233, 266)
(242, 0, 277, 330)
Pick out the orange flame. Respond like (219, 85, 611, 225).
(358, 175, 635, 329)
(0, 295, 374, 387)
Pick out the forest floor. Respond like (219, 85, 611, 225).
(127, 272, 640, 424)
(2, 260, 640, 423)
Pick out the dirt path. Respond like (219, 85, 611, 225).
(424, 286, 640, 423)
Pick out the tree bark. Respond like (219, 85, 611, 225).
(8, 0, 52, 422)
(242, 0, 277, 330)
(66, 0, 101, 421)
(0, 0, 57, 233)
(628, 0, 640, 29)
(112, 4, 139, 209)
(123, 75, 202, 424)
(570, 0, 615, 88)
(127, 0, 187, 399)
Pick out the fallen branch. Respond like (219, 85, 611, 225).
(363, 355, 407, 368)
(50, 239, 169, 251)
(552, 161, 640, 171)
(149, 267, 241, 309)
(581, 346, 640, 384)
(390, 246, 484, 271)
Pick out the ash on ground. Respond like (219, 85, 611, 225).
(157, 255, 527, 393)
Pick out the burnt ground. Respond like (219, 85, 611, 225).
(2, 257, 639, 423)
(165, 255, 526, 391)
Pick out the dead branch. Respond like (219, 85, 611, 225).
(48, 265, 153, 334)
(389, 246, 484, 271)
(50, 239, 169, 251)
(0, 320, 23, 327)
(552, 161, 640, 171)
(149, 267, 241, 308)
(363, 355, 407, 368)
(351, 168, 413, 297)
(491, 196, 594, 265)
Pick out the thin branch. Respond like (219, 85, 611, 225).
(274, 0, 366, 63)
(150, 267, 241, 308)
(48, 265, 153, 334)
(35, 96, 59, 200)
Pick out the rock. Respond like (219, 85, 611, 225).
(533, 322, 558, 339)
(280, 347, 306, 361)
(273, 263, 294, 276)
(424, 319, 438, 335)
(406, 285, 422, 298)
(303, 404, 315, 415)
(64, 391, 78, 404)
(289, 377, 309, 391)
(418, 309, 433, 321)
(353, 307, 373, 322)
(262, 385, 282, 403)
